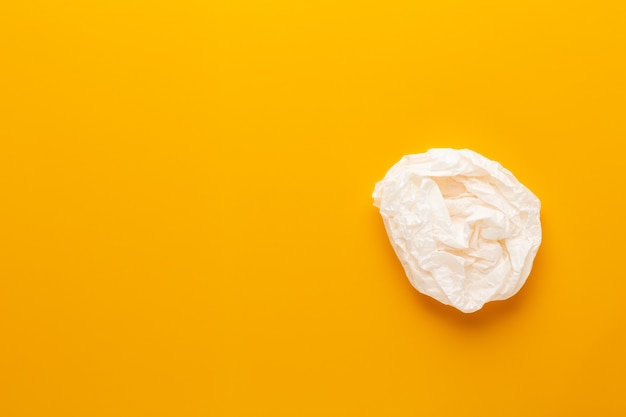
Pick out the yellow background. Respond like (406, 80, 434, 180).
(1, 0, 625, 416)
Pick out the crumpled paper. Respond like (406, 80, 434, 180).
(373, 148, 542, 313)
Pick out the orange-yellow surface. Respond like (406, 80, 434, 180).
(1, 1, 625, 416)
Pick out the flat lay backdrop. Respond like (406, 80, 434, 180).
(1, 1, 625, 416)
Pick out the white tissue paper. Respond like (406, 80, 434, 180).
(373, 148, 542, 313)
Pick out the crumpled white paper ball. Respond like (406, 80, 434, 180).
(373, 148, 542, 313)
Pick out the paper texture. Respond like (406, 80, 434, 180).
(373, 148, 542, 313)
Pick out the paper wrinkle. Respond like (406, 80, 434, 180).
(373, 148, 542, 313)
